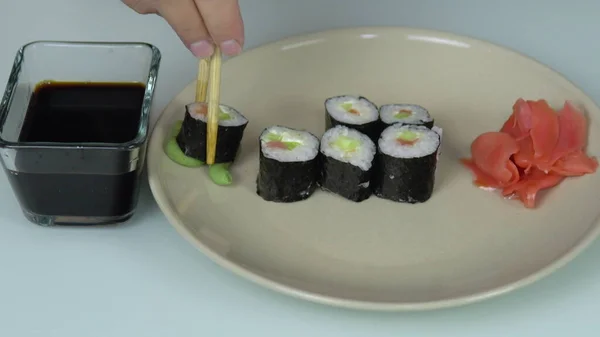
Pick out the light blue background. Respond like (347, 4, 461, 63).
(1, 1, 600, 336)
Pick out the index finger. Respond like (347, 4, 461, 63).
(194, 0, 244, 56)
(159, 0, 214, 58)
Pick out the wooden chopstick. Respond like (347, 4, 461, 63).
(195, 58, 210, 103)
(205, 46, 222, 165)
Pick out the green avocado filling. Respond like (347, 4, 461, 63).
(331, 135, 361, 152)
(394, 109, 413, 119)
(266, 132, 302, 150)
(397, 130, 420, 143)
(218, 107, 232, 120)
(340, 101, 361, 115)
(340, 102, 353, 111)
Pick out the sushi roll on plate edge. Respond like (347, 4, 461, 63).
(319, 125, 376, 202)
(373, 124, 441, 204)
(256, 125, 321, 203)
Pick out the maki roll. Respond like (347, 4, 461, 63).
(319, 125, 376, 202)
(256, 126, 320, 203)
(372, 124, 441, 203)
(176, 102, 248, 164)
(325, 95, 382, 142)
(431, 125, 443, 159)
(379, 104, 434, 129)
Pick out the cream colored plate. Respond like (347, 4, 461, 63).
(147, 27, 600, 311)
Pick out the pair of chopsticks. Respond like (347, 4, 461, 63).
(195, 46, 222, 165)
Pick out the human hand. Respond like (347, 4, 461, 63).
(123, 0, 244, 58)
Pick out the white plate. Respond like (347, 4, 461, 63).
(147, 27, 600, 311)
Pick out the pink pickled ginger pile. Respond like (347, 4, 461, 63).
(461, 98, 598, 208)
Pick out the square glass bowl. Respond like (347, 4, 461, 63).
(0, 41, 161, 226)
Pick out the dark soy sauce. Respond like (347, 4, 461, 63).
(19, 81, 145, 143)
(6, 81, 147, 220)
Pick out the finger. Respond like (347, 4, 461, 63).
(194, 0, 244, 56)
(122, 0, 158, 14)
(158, 0, 214, 58)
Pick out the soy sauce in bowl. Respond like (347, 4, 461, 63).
(5, 81, 147, 224)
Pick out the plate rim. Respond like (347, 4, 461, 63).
(147, 26, 600, 311)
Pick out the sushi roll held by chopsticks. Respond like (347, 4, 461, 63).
(176, 102, 248, 163)
(176, 49, 249, 165)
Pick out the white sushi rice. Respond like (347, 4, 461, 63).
(320, 125, 375, 171)
(325, 95, 378, 125)
(378, 124, 440, 159)
(185, 102, 248, 127)
(260, 125, 319, 162)
(379, 104, 433, 126)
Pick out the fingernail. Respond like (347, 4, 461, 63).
(220, 40, 242, 56)
(190, 40, 214, 58)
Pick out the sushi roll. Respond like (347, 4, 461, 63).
(256, 126, 320, 203)
(176, 102, 248, 163)
(379, 104, 434, 129)
(319, 125, 376, 202)
(325, 95, 382, 143)
(431, 125, 443, 159)
(372, 124, 441, 203)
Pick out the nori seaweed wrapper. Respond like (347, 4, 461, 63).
(319, 153, 372, 202)
(422, 120, 435, 129)
(372, 151, 438, 203)
(256, 148, 320, 203)
(394, 119, 435, 129)
(176, 107, 248, 164)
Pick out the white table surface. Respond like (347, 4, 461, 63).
(2, 0, 600, 336)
